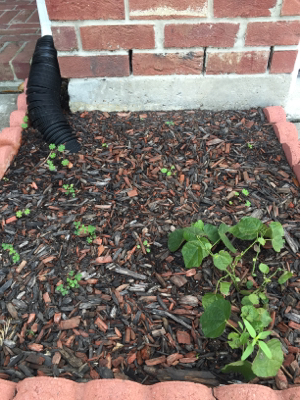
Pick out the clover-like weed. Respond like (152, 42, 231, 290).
(74, 222, 97, 244)
(137, 240, 151, 253)
(1, 243, 20, 264)
(16, 208, 30, 218)
(56, 271, 82, 296)
(46, 144, 70, 172)
(161, 165, 176, 177)
(21, 116, 28, 129)
(63, 184, 76, 198)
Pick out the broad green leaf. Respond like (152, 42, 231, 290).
(218, 223, 237, 253)
(161, 168, 168, 173)
(258, 292, 269, 304)
(243, 319, 256, 338)
(241, 305, 259, 322)
(198, 237, 212, 258)
(182, 241, 203, 268)
(258, 237, 266, 246)
(240, 332, 250, 345)
(258, 331, 271, 340)
(200, 298, 231, 338)
(222, 360, 256, 382)
(258, 341, 272, 359)
(183, 226, 204, 242)
(278, 271, 293, 285)
(265, 222, 285, 252)
(228, 332, 241, 349)
(203, 224, 220, 243)
(252, 339, 284, 377)
(213, 250, 233, 271)
(246, 280, 253, 289)
(168, 229, 185, 252)
(251, 309, 272, 332)
(271, 236, 285, 252)
(202, 293, 224, 310)
(220, 281, 231, 296)
(259, 263, 269, 274)
(229, 217, 264, 241)
(193, 220, 204, 231)
(249, 294, 259, 305)
(238, 321, 244, 330)
(241, 343, 254, 361)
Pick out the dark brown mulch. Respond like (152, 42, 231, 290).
(0, 107, 299, 388)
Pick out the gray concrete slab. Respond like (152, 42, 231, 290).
(0, 94, 18, 132)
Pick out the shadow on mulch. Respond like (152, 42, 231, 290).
(0, 107, 299, 388)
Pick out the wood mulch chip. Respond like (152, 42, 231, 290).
(0, 107, 299, 389)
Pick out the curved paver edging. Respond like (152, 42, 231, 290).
(0, 94, 299, 398)
(0, 378, 299, 400)
(263, 106, 300, 183)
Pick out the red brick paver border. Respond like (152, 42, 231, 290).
(0, 378, 298, 400)
(263, 106, 300, 183)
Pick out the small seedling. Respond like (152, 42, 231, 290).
(161, 165, 176, 176)
(56, 271, 82, 296)
(102, 143, 108, 148)
(74, 222, 97, 244)
(2, 177, 9, 181)
(1, 243, 20, 264)
(229, 201, 233, 205)
(247, 143, 253, 149)
(16, 208, 30, 218)
(242, 188, 249, 196)
(63, 184, 76, 198)
(137, 240, 151, 253)
(21, 116, 29, 129)
(46, 144, 70, 172)
(245, 200, 251, 207)
(165, 121, 175, 126)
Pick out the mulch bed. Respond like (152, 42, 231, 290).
(0, 107, 300, 389)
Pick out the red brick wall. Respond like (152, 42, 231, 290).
(45, 0, 300, 79)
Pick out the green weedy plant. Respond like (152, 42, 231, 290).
(247, 143, 253, 149)
(1, 243, 20, 264)
(56, 271, 82, 296)
(16, 208, 30, 218)
(102, 143, 108, 148)
(168, 216, 292, 379)
(63, 184, 76, 198)
(46, 144, 70, 171)
(137, 240, 151, 253)
(161, 165, 176, 176)
(165, 121, 175, 126)
(21, 116, 29, 129)
(74, 222, 97, 244)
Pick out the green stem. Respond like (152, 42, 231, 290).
(215, 272, 230, 294)
(226, 320, 241, 334)
(252, 245, 261, 276)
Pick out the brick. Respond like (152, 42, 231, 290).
(133, 51, 203, 75)
(263, 106, 287, 123)
(273, 122, 298, 144)
(293, 163, 300, 183)
(0, 27, 38, 34)
(46, 0, 125, 20)
(17, 93, 27, 111)
(245, 21, 300, 46)
(0, 146, 16, 179)
(10, 9, 33, 23)
(0, 127, 22, 151)
(214, 0, 276, 17)
(0, 42, 22, 80)
(12, 41, 35, 79)
(0, 34, 40, 44)
(282, 141, 300, 168)
(58, 55, 130, 78)
(81, 25, 155, 51)
(129, 0, 208, 19)
(10, 110, 26, 128)
(165, 23, 239, 48)
(0, 379, 16, 400)
(281, 0, 300, 15)
(206, 51, 269, 75)
(52, 26, 78, 51)
(26, 10, 40, 24)
(0, 10, 19, 24)
(270, 50, 298, 74)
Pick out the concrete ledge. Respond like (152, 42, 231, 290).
(68, 74, 292, 112)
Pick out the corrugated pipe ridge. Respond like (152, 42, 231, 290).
(26, 35, 80, 153)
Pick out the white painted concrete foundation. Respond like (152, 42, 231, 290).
(68, 74, 293, 113)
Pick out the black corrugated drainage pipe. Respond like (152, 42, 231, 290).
(26, 35, 80, 153)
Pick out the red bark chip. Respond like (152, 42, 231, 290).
(263, 106, 287, 124)
(275, 369, 288, 390)
(145, 355, 166, 365)
(206, 51, 269, 75)
(293, 163, 300, 183)
(27, 343, 44, 352)
(270, 50, 298, 74)
(59, 316, 81, 330)
(129, 0, 208, 19)
(43, 292, 51, 304)
(46, 0, 125, 20)
(165, 23, 239, 48)
(5, 215, 17, 224)
(214, 0, 276, 17)
(176, 330, 191, 344)
(128, 189, 138, 197)
(245, 21, 300, 46)
(52, 26, 78, 51)
(133, 52, 203, 75)
(281, 0, 300, 16)
(166, 353, 184, 365)
(81, 25, 155, 51)
(288, 321, 300, 330)
(58, 55, 130, 78)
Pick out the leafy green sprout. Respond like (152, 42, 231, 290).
(57, 271, 82, 296)
(137, 240, 151, 253)
(247, 143, 253, 149)
(63, 184, 76, 198)
(46, 144, 70, 171)
(16, 208, 30, 218)
(74, 222, 97, 244)
(165, 121, 175, 126)
(21, 115, 29, 129)
(1, 243, 20, 264)
(2, 177, 9, 181)
(245, 200, 252, 207)
(161, 166, 176, 176)
(102, 143, 108, 148)
(242, 188, 249, 196)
